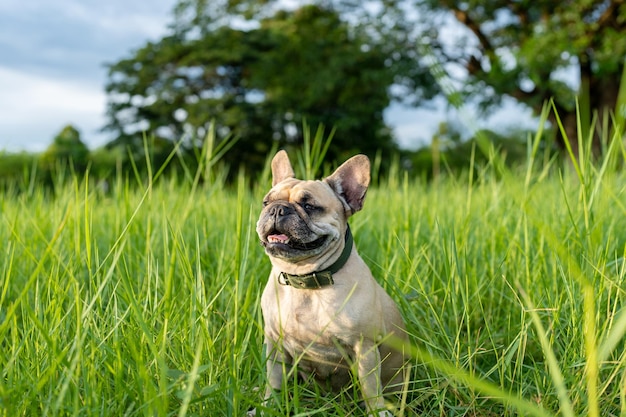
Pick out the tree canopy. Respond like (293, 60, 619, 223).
(104, 0, 626, 170)
(40, 124, 90, 174)
(221, 0, 626, 154)
(104, 4, 427, 173)
(414, 0, 626, 154)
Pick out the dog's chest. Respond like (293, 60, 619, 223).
(265, 290, 348, 339)
(262, 286, 356, 370)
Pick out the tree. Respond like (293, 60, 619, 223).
(40, 124, 90, 175)
(104, 4, 409, 174)
(403, 0, 626, 156)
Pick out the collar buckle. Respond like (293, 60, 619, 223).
(311, 273, 321, 288)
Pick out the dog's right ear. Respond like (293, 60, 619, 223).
(325, 154, 370, 216)
(271, 150, 295, 186)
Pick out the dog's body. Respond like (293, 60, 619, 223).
(253, 151, 408, 416)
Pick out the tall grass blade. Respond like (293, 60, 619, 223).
(583, 285, 599, 417)
(599, 305, 626, 363)
(297, 121, 335, 179)
(517, 284, 575, 417)
(551, 99, 583, 182)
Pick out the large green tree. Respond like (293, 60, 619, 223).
(417, 0, 626, 155)
(104, 4, 419, 173)
(40, 124, 90, 175)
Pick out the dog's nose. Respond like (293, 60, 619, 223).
(269, 203, 294, 218)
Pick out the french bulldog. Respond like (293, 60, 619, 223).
(250, 150, 409, 417)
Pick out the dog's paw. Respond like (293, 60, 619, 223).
(374, 411, 393, 417)
(246, 408, 257, 417)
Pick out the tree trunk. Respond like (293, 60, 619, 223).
(590, 67, 622, 149)
(551, 58, 623, 158)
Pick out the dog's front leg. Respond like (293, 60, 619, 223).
(354, 338, 392, 417)
(265, 337, 289, 394)
(248, 338, 291, 417)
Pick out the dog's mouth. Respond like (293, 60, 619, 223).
(264, 232, 327, 251)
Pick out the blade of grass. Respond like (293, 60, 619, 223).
(583, 284, 599, 417)
(551, 99, 583, 182)
(517, 283, 576, 417)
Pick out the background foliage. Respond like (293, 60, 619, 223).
(2, 1, 625, 186)
(103, 5, 409, 174)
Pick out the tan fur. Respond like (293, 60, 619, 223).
(251, 151, 409, 417)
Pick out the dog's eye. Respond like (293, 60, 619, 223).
(263, 200, 269, 207)
(303, 203, 316, 212)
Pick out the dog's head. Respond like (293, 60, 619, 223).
(256, 150, 370, 272)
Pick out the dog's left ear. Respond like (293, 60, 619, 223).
(325, 155, 370, 216)
(271, 150, 295, 186)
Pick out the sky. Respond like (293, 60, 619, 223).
(0, 0, 536, 153)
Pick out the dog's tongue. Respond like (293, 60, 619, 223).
(268, 234, 290, 244)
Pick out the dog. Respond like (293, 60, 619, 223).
(250, 150, 409, 417)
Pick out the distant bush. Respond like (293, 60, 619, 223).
(0, 152, 38, 190)
(406, 127, 535, 180)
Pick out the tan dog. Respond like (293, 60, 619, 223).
(251, 150, 409, 417)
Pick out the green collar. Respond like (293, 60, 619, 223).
(278, 225, 353, 289)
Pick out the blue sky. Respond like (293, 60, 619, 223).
(0, 0, 535, 153)
(0, 0, 175, 152)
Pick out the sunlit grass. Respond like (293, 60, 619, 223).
(1, 126, 626, 416)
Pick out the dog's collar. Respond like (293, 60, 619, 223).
(278, 225, 353, 289)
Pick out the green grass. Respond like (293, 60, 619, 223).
(1, 138, 626, 416)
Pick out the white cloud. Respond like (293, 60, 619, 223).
(385, 103, 446, 150)
(0, 0, 177, 152)
(0, 0, 172, 40)
(386, 95, 538, 151)
(0, 67, 108, 151)
(59, 0, 172, 40)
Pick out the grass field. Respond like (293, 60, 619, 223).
(1, 136, 626, 416)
